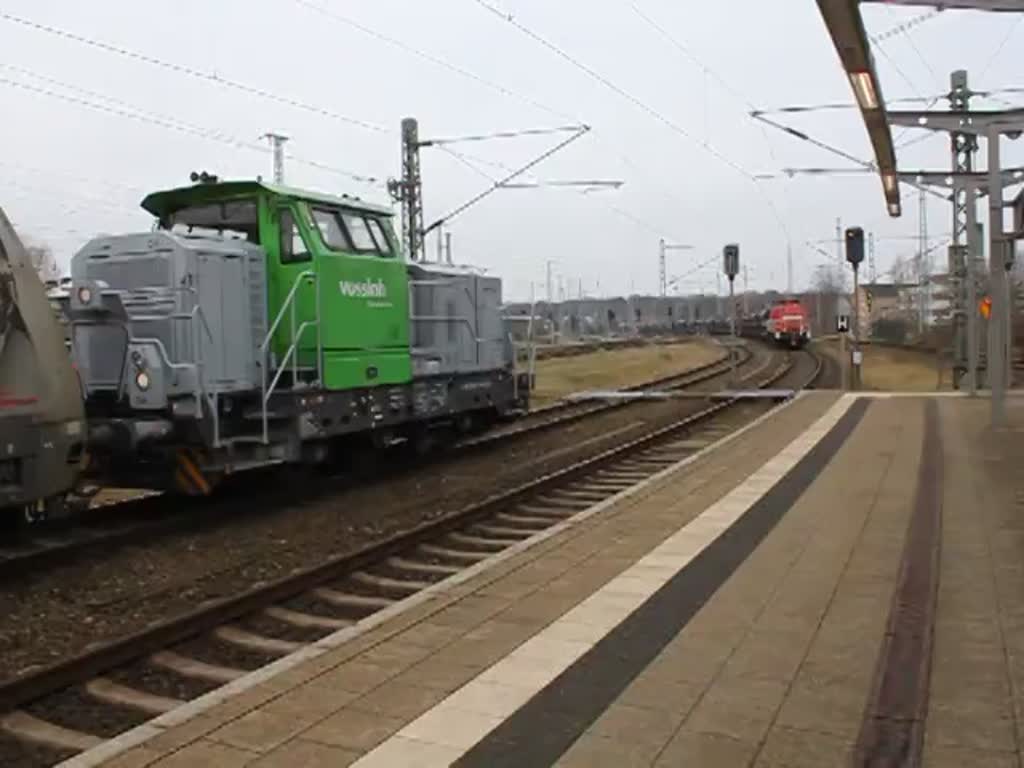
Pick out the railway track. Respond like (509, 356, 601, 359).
(0, 347, 819, 768)
(0, 341, 754, 580)
(462, 341, 749, 447)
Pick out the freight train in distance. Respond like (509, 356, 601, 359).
(764, 299, 811, 349)
(65, 175, 530, 497)
(707, 298, 811, 350)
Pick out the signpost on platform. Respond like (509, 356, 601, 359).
(836, 296, 852, 391)
(723, 244, 740, 387)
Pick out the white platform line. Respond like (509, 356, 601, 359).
(349, 395, 858, 767)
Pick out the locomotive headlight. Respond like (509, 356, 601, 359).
(135, 370, 151, 391)
(77, 285, 92, 305)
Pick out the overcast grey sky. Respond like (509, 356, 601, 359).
(1, 1, 1022, 300)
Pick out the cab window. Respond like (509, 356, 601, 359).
(311, 207, 351, 252)
(341, 212, 378, 252)
(278, 209, 311, 263)
(365, 218, 394, 256)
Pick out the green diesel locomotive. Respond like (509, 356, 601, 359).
(68, 177, 528, 494)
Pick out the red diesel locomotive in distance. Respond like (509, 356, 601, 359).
(766, 299, 811, 348)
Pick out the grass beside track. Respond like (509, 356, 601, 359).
(860, 345, 948, 391)
(530, 339, 721, 408)
(814, 340, 948, 391)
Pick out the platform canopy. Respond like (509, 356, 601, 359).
(816, 1, 901, 217)
(871, 1, 1023, 10)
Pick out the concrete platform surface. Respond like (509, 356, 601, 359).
(72, 392, 1024, 768)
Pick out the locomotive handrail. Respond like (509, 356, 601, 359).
(259, 270, 321, 444)
(264, 318, 318, 411)
(98, 285, 217, 440)
(186, 303, 221, 448)
(260, 270, 316, 359)
(103, 302, 221, 447)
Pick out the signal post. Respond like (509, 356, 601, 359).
(723, 244, 740, 388)
(835, 299, 852, 392)
(845, 227, 865, 390)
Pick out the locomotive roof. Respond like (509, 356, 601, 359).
(140, 180, 394, 219)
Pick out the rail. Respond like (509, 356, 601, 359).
(259, 270, 321, 444)
(0, 345, 804, 721)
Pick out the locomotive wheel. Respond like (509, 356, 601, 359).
(22, 502, 46, 525)
(21, 495, 69, 524)
(455, 413, 478, 435)
(411, 429, 438, 458)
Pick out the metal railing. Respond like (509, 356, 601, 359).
(504, 305, 537, 404)
(258, 270, 322, 443)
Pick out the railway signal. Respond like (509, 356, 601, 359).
(844, 227, 864, 267)
(844, 227, 864, 390)
(723, 245, 740, 387)
(723, 244, 740, 280)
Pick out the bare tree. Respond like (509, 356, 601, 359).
(811, 265, 843, 335)
(888, 255, 914, 284)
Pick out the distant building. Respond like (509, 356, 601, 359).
(856, 282, 917, 340)
(856, 278, 955, 341)
(925, 274, 955, 327)
(503, 294, 730, 341)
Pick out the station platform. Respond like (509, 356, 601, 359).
(76, 391, 1024, 768)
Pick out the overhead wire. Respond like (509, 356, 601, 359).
(980, 17, 1022, 80)
(4, 175, 140, 218)
(624, 0, 799, 243)
(437, 138, 685, 245)
(287, 0, 701, 242)
(751, 95, 936, 115)
(0, 158, 148, 197)
(882, 6, 942, 92)
(665, 252, 721, 291)
(472, 0, 794, 243)
(425, 127, 590, 233)
(860, 12, 939, 149)
(625, 1, 783, 164)
(868, 9, 944, 45)
(302, 3, 700, 249)
(434, 146, 501, 184)
(0, 10, 386, 133)
(289, 0, 577, 124)
(754, 84, 1024, 117)
(472, 0, 744, 179)
(871, 42, 928, 102)
(0, 70, 381, 186)
(423, 125, 587, 146)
